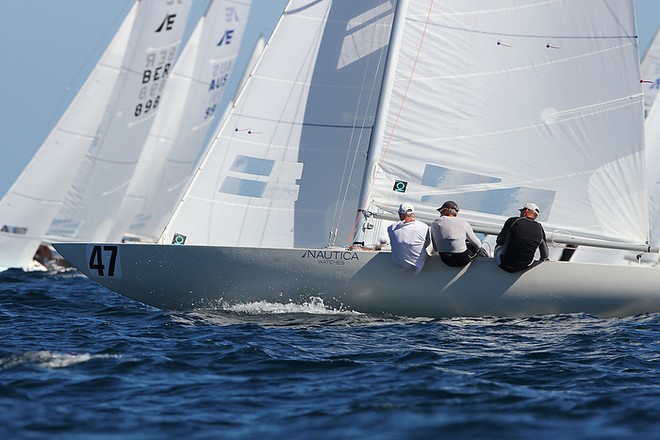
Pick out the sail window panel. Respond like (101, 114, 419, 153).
(0, 225, 28, 235)
(219, 177, 300, 202)
(219, 178, 266, 198)
(46, 219, 82, 240)
(230, 155, 305, 181)
(421, 164, 500, 188)
(420, 187, 555, 222)
(231, 156, 275, 176)
(346, 1, 393, 31)
(338, 3, 393, 69)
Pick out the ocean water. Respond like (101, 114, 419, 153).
(1, 270, 659, 439)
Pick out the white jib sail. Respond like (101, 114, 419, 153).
(45, 0, 192, 243)
(0, 2, 138, 269)
(365, 0, 649, 251)
(161, 0, 396, 248)
(109, 0, 252, 243)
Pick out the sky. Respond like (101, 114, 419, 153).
(0, 0, 658, 198)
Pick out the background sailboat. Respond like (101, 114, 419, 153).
(55, 0, 660, 318)
(0, 0, 191, 270)
(109, 0, 253, 243)
(45, 1, 192, 244)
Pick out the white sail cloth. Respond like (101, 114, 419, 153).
(161, 0, 395, 248)
(365, 0, 649, 250)
(641, 26, 660, 117)
(109, 0, 252, 243)
(47, 0, 191, 243)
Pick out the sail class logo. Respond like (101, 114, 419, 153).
(156, 13, 177, 32)
(217, 30, 235, 46)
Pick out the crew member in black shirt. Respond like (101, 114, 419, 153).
(495, 203, 550, 272)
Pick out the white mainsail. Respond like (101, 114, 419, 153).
(160, 0, 395, 248)
(364, 0, 649, 252)
(567, 23, 660, 264)
(109, 0, 252, 243)
(45, 0, 192, 243)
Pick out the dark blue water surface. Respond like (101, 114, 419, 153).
(1, 269, 659, 439)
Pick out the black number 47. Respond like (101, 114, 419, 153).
(88, 245, 118, 277)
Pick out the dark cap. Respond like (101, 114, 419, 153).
(437, 200, 459, 212)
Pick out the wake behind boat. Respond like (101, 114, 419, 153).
(53, 242, 660, 318)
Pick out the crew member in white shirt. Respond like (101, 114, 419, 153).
(386, 203, 430, 274)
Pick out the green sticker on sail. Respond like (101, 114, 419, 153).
(172, 233, 187, 245)
(393, 180, 407, 193)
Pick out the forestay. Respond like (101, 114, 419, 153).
(363, 0, 649, 251)
(160, 0, 396, 248)
(109, 0, 252, 243)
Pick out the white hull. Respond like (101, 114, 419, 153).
(53, 243, 660, 318)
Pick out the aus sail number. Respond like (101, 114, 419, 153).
(87, 245, 122, 278)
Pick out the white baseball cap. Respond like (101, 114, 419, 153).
(520, 202, 540, 215)
(398, 203, 414, 214)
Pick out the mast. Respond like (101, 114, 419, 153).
(351, 0, 409, 246)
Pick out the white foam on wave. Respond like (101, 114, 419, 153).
(221, 296, 361, 316)
(0, 350, 121, 369)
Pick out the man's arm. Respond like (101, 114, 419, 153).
(539, 225, 550, 260)
(496, 217, 513, 245)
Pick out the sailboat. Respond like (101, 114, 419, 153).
(0, 0, 192, 270)
(55, 0, 660, 318)
(109, 0, 253, 243)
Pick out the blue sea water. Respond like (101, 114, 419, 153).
(1, 270, 659, 439)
